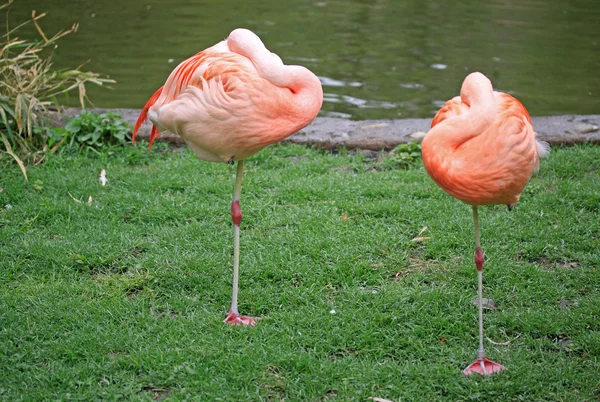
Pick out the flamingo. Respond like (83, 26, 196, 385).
(132, 28, 323, 326)
(421, 72, 549, 375)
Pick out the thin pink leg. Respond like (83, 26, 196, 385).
(223, 160, 259, 327)
(463, 206, 506, 375)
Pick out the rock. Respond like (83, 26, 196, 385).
(573, 123, 599, 134)
(559, 338, 575, 351)
(558, 299, 578, 310)
(410, 131, 427, 139)
(472, 297, 497, 311)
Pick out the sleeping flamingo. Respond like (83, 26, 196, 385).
(421, 72, 549, 374)
(132, 28, 323, 326)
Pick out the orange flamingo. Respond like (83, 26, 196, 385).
(421, 72, 549, 375)
(132, 29, 323, 326)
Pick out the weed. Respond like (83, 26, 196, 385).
(0, 0, 114, 178)
(63, 111, 132, 151)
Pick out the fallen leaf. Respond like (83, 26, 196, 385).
(369, 397, 394, 402)
(472, 297, 497, 311)
(343, 213, 347, 222)
(371, 263, 384, 268)
(393, 271, 408, 280)
(440, 337, 447, 343)
(412, 226, 431, 242)
(68, 192, 82, 203)
(87, 195, 93, 206)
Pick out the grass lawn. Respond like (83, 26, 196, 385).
(1, 143, 599, 401)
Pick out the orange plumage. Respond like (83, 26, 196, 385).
(422, 73, 549, 207)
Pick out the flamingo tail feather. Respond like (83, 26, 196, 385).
(132, 86, 164, 145)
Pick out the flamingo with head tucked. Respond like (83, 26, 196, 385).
(421, 72, 549, 374)
(133, 28, 323, 326)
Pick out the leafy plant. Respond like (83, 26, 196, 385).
(63, 111, 132, 151)
(0, 0, 115, 179)
(379, 141, 422, 170)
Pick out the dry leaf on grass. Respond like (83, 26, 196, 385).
(68, 192, 82, 203)
(412, 226, 431, 242)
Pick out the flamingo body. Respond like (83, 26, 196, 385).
(132, 29, 323, 326)
(422, 73, 549, 207)
(133, 28, 323, 162)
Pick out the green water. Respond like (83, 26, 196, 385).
(8, 0, 600, 120)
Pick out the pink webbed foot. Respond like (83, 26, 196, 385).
(463, 358, 506, 375)
(224, 311, 260, 326)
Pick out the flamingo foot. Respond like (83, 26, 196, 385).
(463, 357, 506, 375)
(224, 311, 260, 326)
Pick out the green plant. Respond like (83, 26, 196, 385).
(379, 141, 422, 170)
(63, 111, 132, 151)
(0, 0, 115, 179)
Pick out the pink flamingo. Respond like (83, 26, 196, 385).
(421, 72, 549, 374)
(132, 28, 323, 326)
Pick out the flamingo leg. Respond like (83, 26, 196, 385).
(224, 160, 259, 326)
(463, 206, 506, 375)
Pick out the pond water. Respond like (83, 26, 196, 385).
(8, 0, 600, 120)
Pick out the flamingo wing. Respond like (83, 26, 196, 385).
(493, 92, 549, 171)
(132, 45, 248, 152)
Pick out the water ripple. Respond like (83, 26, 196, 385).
(324, 93, 396, 109)
(319, 76, 363, 88)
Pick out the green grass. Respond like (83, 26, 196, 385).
(0, 143, 599, 401)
